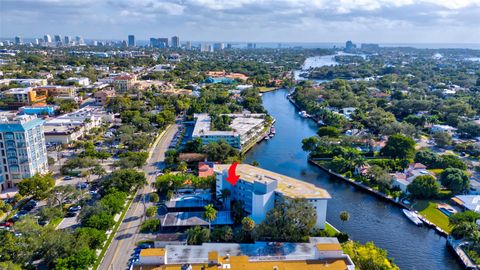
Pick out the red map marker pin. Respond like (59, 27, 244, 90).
(226, 162, 240, 186)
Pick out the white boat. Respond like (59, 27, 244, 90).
(402, 209, 423, 226)
(298, 111, 310, 118)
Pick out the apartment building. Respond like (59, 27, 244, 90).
(137, 237, 355, 270)
(2, 87, 47, 107)
(113, 74, 137, 93)
(34, 85, 77, 100)
(192, 113, 267, 150)
(0, 113, 48, 191)
(214, 164, 331, 228)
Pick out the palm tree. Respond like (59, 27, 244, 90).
(340, 211, 350, 229)
(204, 204, 217, 231)
(241, 216, 256, 241)
(218, 189, 231, 210)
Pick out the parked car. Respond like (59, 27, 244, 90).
(64, 176, 73, 180)
(65, 212, 77, 218)
(76, 183, 89, 189)
(68, 205, 82, 212)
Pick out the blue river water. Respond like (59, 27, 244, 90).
(245, 89, 463, 270)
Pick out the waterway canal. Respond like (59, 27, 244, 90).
(245, 88, 462, 269)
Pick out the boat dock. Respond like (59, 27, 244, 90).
(447, 237, 478, 270)
(309, 159, 449, 237)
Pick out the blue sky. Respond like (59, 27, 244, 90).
(2, 0, 480, 43)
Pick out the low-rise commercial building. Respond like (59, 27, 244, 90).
(65, 77, 90, 86)
(0, 78, 48, 87)
(19, 105, 57, 116)
(214, 164, 331, 228)
(113, 74, 137, 93)
(44, 106, 113, 144)
(192, 113, 268, 150)
(0, 113, 48, 191)
(34, 85, 77, 100)
(94, 88, 116, 105)
(137, 237, 355, 270)
(2, 87, 47, 107)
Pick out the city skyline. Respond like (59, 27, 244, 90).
(2, 0, 480, 44)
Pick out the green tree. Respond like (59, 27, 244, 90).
(146, 206, 157, 217)
(380, 134, 416, 160)
(407, 175, 440, 199)
(149, 192, 159, 203)
(186, 226, 210, 245)
(219, 189, 231, 210)
(75, 228, 107, 249)
(432, 132, 453, 148)
(301, 136, 319, 152)
(17, 173, 55, 200)
(231, 200, 248, 224)
(317, 126, 340, 137)
(212, 226, 233, 242)
(99, 191, 127, 215)
(367, 165, 392, 190)
(0, 261, 22, 270)
(140, 219, 160, 233)
(241, 216, 256, 242)
(204, 204, 217, 230)
(54, 248, 96, 270)
(440, 168, 470, 194)
(340, 211, 350, 224)
(82, 212, 114, 231)
(256, 199, 316, 242)
(343, 241, 399, 270)
(100, 169, 146, 194)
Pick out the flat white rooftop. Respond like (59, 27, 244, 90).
(215, 164, 331, 199)
(192, 113, 265, 137)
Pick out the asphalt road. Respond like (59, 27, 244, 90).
(98, 124, 178, 270)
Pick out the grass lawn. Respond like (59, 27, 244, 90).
(413, 200, 452, 233)
(258, 86, 277, 93)
(325, 222, 340, 236)
(428, 169, 444, 176)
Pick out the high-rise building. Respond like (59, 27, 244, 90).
(128, 35, 135, 47)
(14, 36, 22, 44)
(54, 35, 62, 43)
(44, 34, 52, 43)
(200, 43, 212, 52)
(34, 38, 41, 45)
(75, 36, 84, 45)
(171, 36, 179, 48)
(150, 37, 169, 48)
(64, 36, 71, 44)
(213, 43, 225, 50)
(247, 43, 256, 49)
(0, 113, 48, 191)
(185, 41, 192, 50)
(345, 40, 356, 51)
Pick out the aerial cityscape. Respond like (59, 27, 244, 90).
(1, 1, 480, 270)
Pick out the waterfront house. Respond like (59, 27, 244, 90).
(452, 195, 480, 213)
(391, 163, 434, 192)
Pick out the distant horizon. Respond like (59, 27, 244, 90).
(3, 1, 480, 45)
(3, 36, 480, 50)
